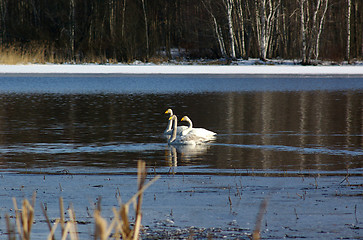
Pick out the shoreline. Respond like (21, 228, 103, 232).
(0, 64, 363, 75)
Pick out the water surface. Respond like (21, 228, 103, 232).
(0, 74, 362, 239)
(0, 74, 361, 174)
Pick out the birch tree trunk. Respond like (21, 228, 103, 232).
(235, 0, 245, 58)
(314, 0, 328, 60)
(256, 0, 280, 61)
(69, 0, 75, 62)
(141, 0, 149, 59)
(258, 0, 267, 60)
(300, 0, 329, 64)
(202, 0, 227, 57)
(121, 0, 126, 38)
(109, 0, 115, 40)
(307, 0, 321, 61)
(300, 0, 308, 64)
(346, 0, 351, 62)
(225, 0, 236, 58)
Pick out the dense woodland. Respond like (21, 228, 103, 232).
(0, 0, 362, 64)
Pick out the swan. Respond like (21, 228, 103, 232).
(163, 109, 187, 136)
(180, 116, 216, 139)
(168, 115, 212, 145)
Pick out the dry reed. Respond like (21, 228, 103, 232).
(252, 197, 270, 240)
(4, 161, 270, 239)
(0, 43, 120, 64)
(5, 160, 160, 240)
(0, 44, 49, 64)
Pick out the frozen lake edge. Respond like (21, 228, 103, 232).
(0, 64, 363, 75)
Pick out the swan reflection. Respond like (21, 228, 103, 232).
(165, 143, 211, 167)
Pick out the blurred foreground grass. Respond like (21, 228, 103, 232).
(5, 161, 160, 240)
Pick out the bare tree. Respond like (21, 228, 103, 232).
(109, 0, 115, 40)
(0, 0, 8, 44)
(314, 0, 328, 61)
(346, 0, 351, 62)
(300, 0, 307, 63)
(69, 0, 75, 62)
(300, 0, 329, 64)
(121, 0, 126, 37)
(224, 0, 236, 58)
(235, 0, 246, 58)
(255, 0, 280, 61)
(141, 0, 149, 59)
(0, 0, 360, 63)
(202, 0, 227, 57)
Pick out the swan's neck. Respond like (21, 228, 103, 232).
(165, 111, 174, 132)
(187, 118, 193, 129)
(165, 117, 172, 132)
(168, 117, 178, 144)
(182, 118, 193, 135)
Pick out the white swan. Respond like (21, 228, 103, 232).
(163, 109, 187, 136)
(180, 116, 216, 139)
(168, 115, 212, 145)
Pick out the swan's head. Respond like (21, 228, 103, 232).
(165, 109, 173, 115)
(169, 115, 177, 121)
(181, 116, 191, 122)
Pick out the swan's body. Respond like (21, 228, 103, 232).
(168, 115, 213, 145)
(180, 116, 216, 139)
(164, 109, 187, 136)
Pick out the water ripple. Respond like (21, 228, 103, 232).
(213, 143, 363, 156)
(0, 142, 166, 154)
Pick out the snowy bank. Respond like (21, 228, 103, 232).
(0, 64, 363, 75)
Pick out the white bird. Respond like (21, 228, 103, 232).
(168, 115, 213, 145)
(163, 109, 187, 136)
(180, 116, 216, 139)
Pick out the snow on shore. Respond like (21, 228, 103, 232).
(0, 63, 363, 75)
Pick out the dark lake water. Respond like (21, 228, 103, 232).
(0, 74, 362, 174)
(0, 74, 362, 239)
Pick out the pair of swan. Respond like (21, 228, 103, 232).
(164, 109, 188, 136)
(164, 109, 216, 145)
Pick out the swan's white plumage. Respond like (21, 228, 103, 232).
(163, 109, 187, 136)
(180, 116, 216, 139)
(168, 115, 215, 145)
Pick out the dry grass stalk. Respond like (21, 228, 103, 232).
(5, 214, 16, 240)
(6, 161, 159, 240)
(133, 160, 147, 240)
(93, 160, 159, 240)
(94, 209, 117, 240)
(40, 202, 54, 240)
(47, 219, 60, 240)
(252, 197, 270, 240)
(0, 43, 119, 64)
(59, 197, 65, 236)
(11, 192, 36, 240)
(67, 206, 79, 240)
(45, 203, 79, 240)
(0, 44, 47, 64)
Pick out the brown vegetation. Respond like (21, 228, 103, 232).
(0, 0, 361, 64)
(5, 161, 160, 240)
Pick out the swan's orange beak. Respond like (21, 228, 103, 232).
(181, 117, 185, 121)
(169, 116, 173, 120)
